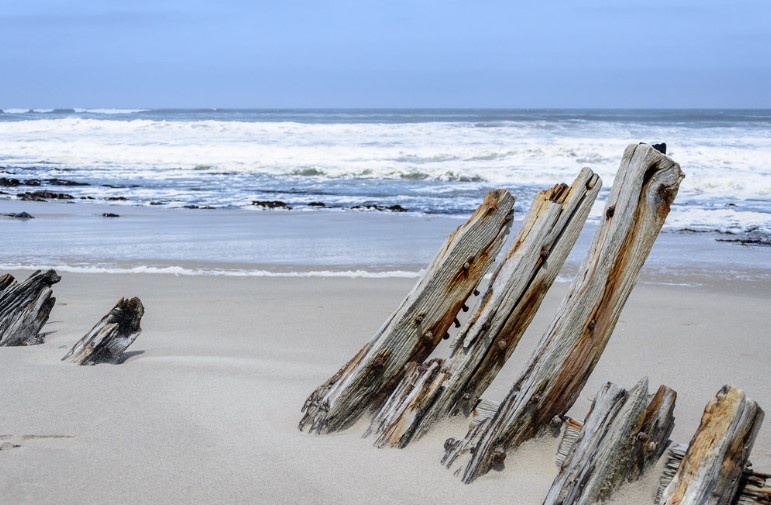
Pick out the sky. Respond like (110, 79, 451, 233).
(1, 0, 770, 108)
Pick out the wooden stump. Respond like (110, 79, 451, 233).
(543, 379, 676, 505)
(658, 385, 765, 505)
(62, 297, 144, 365)
(366, 168, 601, 448)
(299, 189, 515, 434)
(443, 143, 684, 483)
(0, 269, 61, 346)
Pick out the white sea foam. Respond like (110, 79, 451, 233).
(0, 263, 423, 278)
(0, 112, 768, 235)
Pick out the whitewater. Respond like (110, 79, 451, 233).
(1, 108, 770, 242)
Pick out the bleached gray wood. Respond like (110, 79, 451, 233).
(0, 269, 60, 346)
(658, 385, 765, 505)
(62, 297, 144, 365)
(443, 143, 685, 483)
(299, 190, 515, 434)
(658, 446, 771, 505)
(544, 379, 676, 505)
(367, 169, 601, 448)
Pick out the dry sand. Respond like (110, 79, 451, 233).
(1, 268, 770, 504)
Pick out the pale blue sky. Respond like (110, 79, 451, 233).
(2, 0, 769, 108)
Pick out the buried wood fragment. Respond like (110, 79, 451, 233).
(62, 297, 144, 365)
(300, 189, 515, 434)
(658, 385, 765, 505)
(0, 269, 61, 346)
(543, 379, 676, 505)
(443, 143, 684, 483)
(366, 168, 601, 448)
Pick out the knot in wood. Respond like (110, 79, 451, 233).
(531, 394, 541, 404)
(444, 438, 460, 452)
(414, 314, 424, 324)
(540, 245, 550, 260)
(422, 330, 434, 342)
(605, 205, 616, 219)
(645, 441, 657, 453)
(636, 431, 649, 442)
(491, 446, 507, 471)
(588, 319, 596, 331)
(496, 339, 507, 350)
(481, 322, 490, 332)
(462, 261, 471, 270)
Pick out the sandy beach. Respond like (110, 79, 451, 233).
(2, 241, 769, 504)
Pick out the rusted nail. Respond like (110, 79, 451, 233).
(415, 314, 424, 324)
(540, 245, 550, 260)
(461, 304, 469, 312)
(453, 318, 461, 328)
(422, 330, 433, 341)
(588, 319, 596, 331)
(462, 261, 470, 270)
(636, 432, 649, 442)
(473, 289, 480, 296)
(481, 322, 490, 332)
(443, 332, 450, 340)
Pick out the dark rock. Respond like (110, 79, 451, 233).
(252, 200, 291, 210)
(105, 196, 127, 201)
(183, 205, 199, 209)
(308, 202, 326, 207)
(351, 204, 408, 212)
(0, 177, 21, 187)
(4, 212, 35, 219)
(46, 178, 89, 186)
(149, 201, 164, 206)
(80, 196, 95, 200)
(652, 143, 667, 154)
(102, 213, 120, 218)
(18, 190, 74, 201)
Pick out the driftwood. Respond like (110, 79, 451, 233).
(443, 143, 684, 483)
(0, 269, 61, 346)
(299, 190, 515, 434)
(365, 168, 601, 448)
(658, 385, 765, 505)
(543, 378, 676, 505)
(62, 297, 144, 365)
(659, 444, 771, 505)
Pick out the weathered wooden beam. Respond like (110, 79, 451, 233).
(299, 190, 515, 434)
(543, 379, 676, 505)
(0, 269, 61, 346)
(366, 168, 601, 448)
(443, 143, 684, 483)
(658, 385, 765, 505)
(62, 297, 144, 365)
(658, 445, 771, 505)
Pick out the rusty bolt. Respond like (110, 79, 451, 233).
(463, 261, 470, 270)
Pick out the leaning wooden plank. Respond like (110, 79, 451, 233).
(658, 385, 765, 505)
(299, 189, 515, 434)
(658, 444, 771, 505)
(62, 297, 144, 365)
(543, 379, 676, 505)
(443, 143, 684, 483)
(0, 269, 61, 346)
(367, 168, 601, 448)
(0, 273, 14, 292)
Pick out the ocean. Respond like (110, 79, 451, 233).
(1, 108, 770, 276)
(2, 108, 770, 234)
